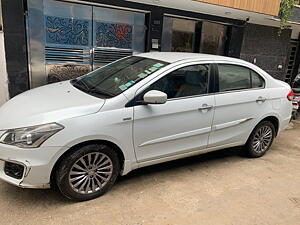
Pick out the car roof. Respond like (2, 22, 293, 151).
(136, 52, 246, 64)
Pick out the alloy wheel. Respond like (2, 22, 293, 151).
(68, 152, 113, 194)
(252, 125, 273, 153)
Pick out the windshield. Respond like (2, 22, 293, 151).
(72, 56, 169, 98)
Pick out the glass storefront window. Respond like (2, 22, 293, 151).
(162, 17, 196, 52)
(162, 17, 228, 56)
(200, 21, 228, 56)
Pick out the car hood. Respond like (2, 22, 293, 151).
(0, 81, 105, 130)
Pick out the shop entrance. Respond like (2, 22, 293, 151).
(27, 0, 147, 86)
(161, 16, 228, 55)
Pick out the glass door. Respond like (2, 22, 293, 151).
(161, 16, 197, 52)
(200, 21, 228, 56)
(43, 0, 93, 83)
(92, 7, 146, 69)
(162, 16, 228, 56)
(27, 0, 147, 85)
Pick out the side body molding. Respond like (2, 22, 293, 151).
(139, 127, 212, 147)
(212, 118, 253, 131)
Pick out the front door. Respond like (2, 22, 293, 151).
(133, 63, 215, 162)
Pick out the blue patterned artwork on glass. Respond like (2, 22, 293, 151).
(96, 22, 132, 49)
(45, 15, 90, 46)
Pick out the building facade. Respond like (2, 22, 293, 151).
(0, 0, 300, 102)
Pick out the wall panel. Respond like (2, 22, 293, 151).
(194, 0, 281, 16)
(240, 24, 291, 81)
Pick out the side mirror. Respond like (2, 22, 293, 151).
(143, 90, 167, 104)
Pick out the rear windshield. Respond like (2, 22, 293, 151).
(74, 56, 169, 98)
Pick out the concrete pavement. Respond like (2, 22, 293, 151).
(1, 121, 300, 225)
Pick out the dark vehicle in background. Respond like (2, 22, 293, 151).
(292, 74, 300, 119)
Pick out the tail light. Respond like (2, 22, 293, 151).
(287, 89, 294, 101)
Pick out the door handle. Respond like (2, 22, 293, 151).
(256, 96, 267, 103)
(198, 104, 214, 111)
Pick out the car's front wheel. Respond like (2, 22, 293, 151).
(55, 144, 120, 201)
(246, 121, 275, 158)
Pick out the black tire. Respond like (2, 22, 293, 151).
(245, 121, 275, 158)
(55, 144, 120, 201)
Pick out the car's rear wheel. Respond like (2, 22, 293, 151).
(55, 144, 120, 201)
(246, 121, 275, 158)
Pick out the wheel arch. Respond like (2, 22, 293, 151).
(50, 139, 125, 187)
(247, 115, 280, 144)
(259, 115, 280, 136)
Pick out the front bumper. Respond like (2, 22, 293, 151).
(0, 143, 67, 189)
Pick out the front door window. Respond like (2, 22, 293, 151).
(146, 64, 210, 99)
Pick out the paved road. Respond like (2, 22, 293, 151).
(1, 121, 300, 225)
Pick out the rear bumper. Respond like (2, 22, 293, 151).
(279, 116, 292, 133)
(0, 143, 67, 189)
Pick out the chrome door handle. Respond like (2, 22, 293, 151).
(198, 104, 214, 111)
(256, 96, 267, 103)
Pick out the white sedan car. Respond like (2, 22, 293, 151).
(0, 53, 293, 201)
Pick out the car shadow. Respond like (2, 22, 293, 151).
(1, 181, 70, 205)
(1, 146, 246, 205)
(118, 146, 245, 182)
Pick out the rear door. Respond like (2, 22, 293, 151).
(208, 63, 270, 148)
(133, 63, 215, 162)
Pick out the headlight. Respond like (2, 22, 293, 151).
(0, 123, 64, 148)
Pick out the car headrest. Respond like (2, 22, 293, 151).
(184, 71, 206, 86)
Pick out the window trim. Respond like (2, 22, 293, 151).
(125, 62, 215, 107)
(215, 63, 266, 94)
(251, 70, 266, 89)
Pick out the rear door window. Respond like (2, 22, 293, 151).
(218, 64, 251, 92)
(218, 64, 265, 92)
(252, 71, 265, 88)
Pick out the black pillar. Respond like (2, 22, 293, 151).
(226, 25, 245, 58)
(1, 0, 29, 98)
(291, 34, 300, 82)
(148, 7, 163, 52)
